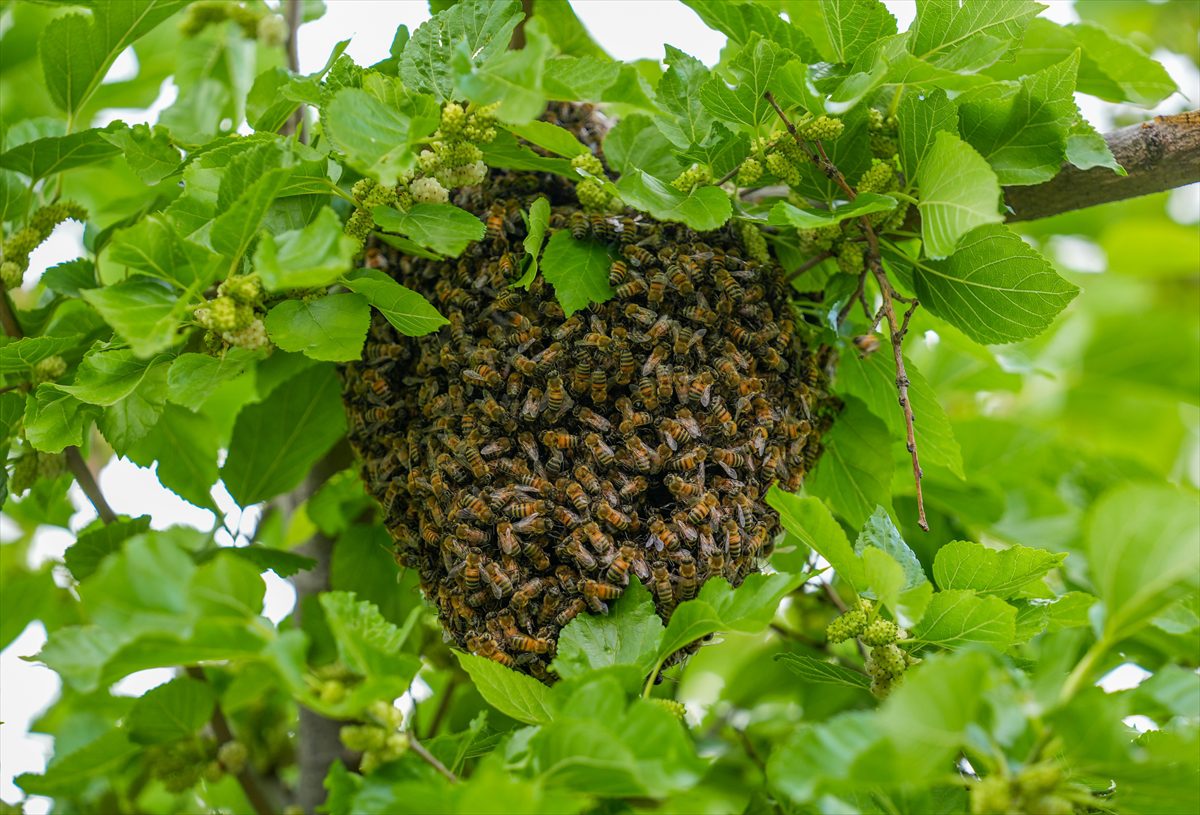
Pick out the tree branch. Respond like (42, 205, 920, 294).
(1006, 110, 1200, 222)
(408, 733, 459, 784)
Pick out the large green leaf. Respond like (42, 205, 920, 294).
(126, 405, 221, 510)
(108, 215, 221, 291)
(457, 651, 556, 726)
(551, 579, 664, 690)
(264, 293, 370, 362)
(400, 0, 523, 101)
(908, 0, 1044, 73)
(452, 18, 551, 124)
(699, 36, 786, 133)
(933, 540, 1066, 598)
(342, 268, 449, 336)
(1086, 484, 1200, 641)
(655, 46, 714, 150)
(912, 224, 1079, 344)
(254, 206, 359, 291)
(324, 87, 440, 185)
(897, 87, 958, 181)
(615, 170, 732, 231)
(959, 52, 1080, 185)
(23, 384, 101, 454)
(99, 122, 181, 184)
(371, 203, 485, 257)
(819, 0, 898, 64)
(125, 677, 215, 744)
(221, 363, 347, 506)
(767, 194, 897, 230)
(805, 397, 893, 529)
(682, 0, 819, 62)
(539, 231, 615, 318)
(916, 130, 1003, 259)
(166, 349, 260, 412)
(81, 278, 185, 357)
(911, 589, 1017, 649)
(0, 336, 85, 374)
(766, 487, 866, 592)
(63, 516, 153, 581)
(0, 126, 123, 180)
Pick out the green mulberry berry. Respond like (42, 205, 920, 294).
(218, 274, 264, 307)
(671, 164, 711, 193)
(463, 103, 499, 143)
(648, 698, 688, 722)
(837, 240, 865, 275)
(36, 452, 65, 480)
(33, 355, 67, 384)
(345, 208, 375, 243)
(351, 178, 377, 202)
(738, 222, 770, 264)
(410, 177, 449, 205)
(1, 261, 22, 289)
(10, 455, 37, 495)
(440, 102, 467, 139)
(867, 108, 886, 132)
(826, 607, 867, 643)
(256, 14, 288, 47)
(857, 158, 897, 195)
(860, 617, 898, 646)
(970, 777, 1012, 815)
(222, 318, 269, 350)
(871, 643, 907, 677)
(319, 679, 347, 705)
(869, 675, 894, 699)
(340, 724, 387, 753)
(571, 152, 604, 177)
(735, 158, 763, 187)
(800, 115, 844, 142)
(217, 741, 249, 775)
(576, 178, 613, 212)
(202, 760, 224, 783)
(765, 152, 801, 186)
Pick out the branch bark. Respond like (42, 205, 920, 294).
(1006, 110, 1200, 221)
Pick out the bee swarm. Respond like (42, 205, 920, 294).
(342, 160, 837, 683)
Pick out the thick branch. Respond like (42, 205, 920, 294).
(1007, 111, 1200, 221)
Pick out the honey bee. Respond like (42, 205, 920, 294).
(667, 263, 694, 295)
(710, 396, 737, 437)
(569, 210, 589, 239)
(853, 334, 881, 356)
(584, 433, 615, 466)
(624, 303, 656, 325)
(506, 498, 550, 519)
(668, 447, 707, 471)
(496, 520, 520, 555)
(647, 517, 678, 551)
(510, 633, 554, 654)
(520, 387, 545, 422)
(677, 552, 699, 601)
(457, 548, 484, 591)
(750, 425, 769, 456)
(437, 452, 468, 482)
(582, 521, 614, 556)
(555, 597, 586, 627)
(538, 587, 562, 625)
(650, 562, 675, 612)
(564, 481, 590, 511)
(660, 419, 689, 451)
(595, 500, 632, 530)
(534, 341, 564, 368)
(723, 518, 743, 559)
(541, 430, 579, 450)
(609, 260, 630, 286)
(589, 368, 608, 403)
(513, 514, 551, 534)
(635, 376, 660, 410)
(647, 271, 668, 305)
(614, 278, 648, 298)
(618, 474, 648, 498)
(463, 364, 502, 388)
(486, 203, 508, 242)
(665, 473, 703, 499)
(715, 268, 744, 301)
(570, 358, 592, 395)
(689, 371, 714, 407)
(457, 495, 494, 523)
(622, 244, 654, 267)
(522, 537, 551, 571)
(681, 305, 717, 325)
(484, 561, 514, 598)
(560, 538, 597, 570)
(615, 344, 635, 385)
(498, 252, 518, 278)
(641, 344, 670, 377)
(517, 431, 540, 465)
(686, 492, 719, 524)
(511, 577, 548, 609)
(554, 314, 584, 340)
(462, 445, 490, 480)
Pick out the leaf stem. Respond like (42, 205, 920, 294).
(408, 732, 459, 784)
(783, 251, 833, 283)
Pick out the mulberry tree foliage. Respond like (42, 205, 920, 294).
(1, 1, 1197, 815)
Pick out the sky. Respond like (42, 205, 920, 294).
(2, 0, 1196, 809)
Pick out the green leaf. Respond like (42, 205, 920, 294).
(913, 224, 1079, 344)
(699, 36, 786, 133)
(189, 552, 266, 620)
(513, 196, 550, 288)
(126, 405, 220, 509)
(767, 194, 898, 230)
(60, 350, 161, 407)
(63, 516, 152, 581)
(658, 572, 809, 661)
(897, 87, 958, 181)
(837, 342, 964, 478)
(452, 17, 552, 124)
(1070, 21, 1178, 107)
(655, 46, 713, 150)
(400, 0, 523, 101)
(324, 87, 439, 185)
(16, 729, 140, 797)
(96, 359, 170, 456)
(108, 215, 222, 291)
(82, 278, 185, 358)
(604, 114, 685, 180)
(933, 540, 1066, 598)
(916, 130, 1003, 259)
(506, 121, 590, 158)
(551, 579, 665, 689)
(908, 0, 1044, 72)
(126, 676, 215, 744)
(855, 507, 927, 591)
(99, 123, 181, 184)
(1086, 484, 1200, 641)
(775, 652, 871, 690)
(767, 487, 866, 592)
(820, 0, 899, 63)
(615, 170, 731, 231)
(539, 231, 615, 318)
(211, 156, 292, 265)
(480, 129, 575, 175)
(253, 206, 359, 291)
(457, 651, 556, 726)
(0, 335, 84, 374)
(0, 126, 122, 180)
(682, 0, 819, 62)
(320, 591, 420, 678)
(23, 384, 101, 454)
(221, 363, 347, 506)
(806, 398, 893, 530)
(912, 589, 1017, 649)
(1065, 116, 1124, 175)
(264, 293, 370, 362)
(39, 0, 187, 117)
(228, 546, 316, 578)
(959, 52, 1080, 185)
(371, 203, 485, 257)
(342, 268, 449, 336)
(166, 349, 260, 412)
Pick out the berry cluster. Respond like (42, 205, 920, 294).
(144, 737, 219, 793)
(670, 164, 712, 194)
(8, 447, 65, 495)
(868, 108, 899, 161)
(2, 202, 87, 290)
(339, 701, 409, 774)
(345, 102, 499, 242)
(971, 763, 1078, 815)
(179, 1, 286, 45)
(571, 152, 615, 212)
(194, 274, 270, 352)
(826, 599, 916, 697)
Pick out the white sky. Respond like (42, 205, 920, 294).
(3, 0, 1195, 808)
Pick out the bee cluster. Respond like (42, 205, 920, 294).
(342, 166, 837, 681)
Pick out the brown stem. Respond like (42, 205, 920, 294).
(767, 91, 929, 530)
(510, 0, 535, 49)
(187, 667, 277, 815)
(784, 251, 833, 283)
(0, 287, 22, 338)
(1006, 110, 1200, 221)
(66, 447, 117, 524)
(424, 675, 459, 740)
(280, 0, 306, 141)
(408, 733, 459, 784)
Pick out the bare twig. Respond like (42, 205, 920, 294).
(408, 733, 459, 784)
(424, 675, 460, 740)
(186, 667, 277, 815)
(784, 250, 833, 283)
(766, 91, 929, 530)
(280, 0, 306, 141)
(66, 448, 117, 524)
(0, 287, 22, 338)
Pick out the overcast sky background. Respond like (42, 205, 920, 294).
(3, 1, 1197, 809)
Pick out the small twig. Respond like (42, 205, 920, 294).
(735, 726, 767, 774)
(766, 90, 929, 530)
(836, 269, 869, 327)
(280, 0, 306, 141)
(784, 250, 833, 283)
(186, 667, 277, 815)
(66, 448, 117, 524)
(408, 732, 459, 784)
(0, 287, 22, 338)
